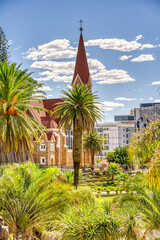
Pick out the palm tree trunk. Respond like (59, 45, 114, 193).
(73, 121, 82, 189)
(91, 150, 95, 170)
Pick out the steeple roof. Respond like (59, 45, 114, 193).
(72, 32, 90, 85)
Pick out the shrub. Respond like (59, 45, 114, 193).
(73, 186, 96, 205)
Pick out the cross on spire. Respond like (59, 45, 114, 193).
(79, 19, 83, 32)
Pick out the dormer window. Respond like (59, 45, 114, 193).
(40, 144, 46, 151)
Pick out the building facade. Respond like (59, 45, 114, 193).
(134, 103, 160, 132)
(95, 122, 134, 159)
(29, 28, 92, 167)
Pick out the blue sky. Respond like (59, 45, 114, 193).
(1, 0, 160, 121)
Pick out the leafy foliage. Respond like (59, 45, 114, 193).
(106, 146, 130, 166)
(105, 163, 120, 184)
(53, 84, 103, 187)
(0, 27, 9, 62)
(0, 61, 47, 162)
(83, 129, 103, 169)
(59, 200, 123, 240)
(129, 117, 160, 165)
(0, 163, 72, 239)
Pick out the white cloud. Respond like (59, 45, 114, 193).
(119, 55, 132, 61)
(115, 97, 136, 101)
(135, 35, 143, 41)
(23, 39, 77, 60)
(98, 101, 124, 112)
(140, 98, 144, 101)
(32, 58, 134, 85)
(8, 40, 13, 45)
(85, 38, 141, 52)
(38, 86, 53, 91)
(92, 69, 135, 84)
(66, 84, 72, 89)
(14, 46, 21, 50)
(131, 54, 155, 62)
(152, 81, 160, 85)
(47, 94, 53, 98)
(154, 99, 160, 103)
(140, 44, 155, 50)
(149, 97, 154, 100)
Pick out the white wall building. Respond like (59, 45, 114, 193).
(95, 122, 134, 159)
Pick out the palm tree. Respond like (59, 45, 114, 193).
(83, 129, 103, 169)
(0, 61, 46, 163)
(105, 163, 120, 184)
(53, 84, 103, 188)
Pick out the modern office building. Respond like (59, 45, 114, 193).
(114, 110, 134, 123)
(95, 122, 134, 159)
(134, 103, 160, 131)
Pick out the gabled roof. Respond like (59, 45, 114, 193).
(28, 99, 62, 128)
(72, 32, 90, 85)
(42, 98, 63, 125)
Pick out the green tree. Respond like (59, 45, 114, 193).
(0, 61, 46, 163)
(129, 118, 160, 165)
(105, 163, 120, 184)
(106, 146, 130, 168)
(0, 27, 9, 62)
(83, 129, 103, 169)
(53, 84, 102, 188)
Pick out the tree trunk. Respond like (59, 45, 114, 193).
(111, 175, 114, 184)
(73, 121, 82, 188)
(91, 150, 95, 170)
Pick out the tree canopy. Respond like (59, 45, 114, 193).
(0, 27, 9, 62)
(106, 145, 130, 166)
(0, 61, 46, 163)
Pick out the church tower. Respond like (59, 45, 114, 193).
(72, 23, 92, 88)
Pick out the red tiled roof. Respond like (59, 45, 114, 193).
(28, 100, 59, 128)
(41, 116, 57, 128)
(42, 98, 63, 124)
(72, 32, 90, 85)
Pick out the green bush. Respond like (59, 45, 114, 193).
(73, 186, 96, 205)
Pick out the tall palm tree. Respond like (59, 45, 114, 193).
(53, 84, 103, 188)
(83, 129, 103, 169)
(0, 61, 46, 163)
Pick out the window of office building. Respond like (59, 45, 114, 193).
(126, 134, 128, 138)
(97, 128, 103, 133)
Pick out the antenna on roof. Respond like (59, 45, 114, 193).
(79, 19, 83, 32)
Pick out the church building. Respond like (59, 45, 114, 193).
(30, 27, 93, 167)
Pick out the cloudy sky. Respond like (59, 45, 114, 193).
(1, 0, 160, 121)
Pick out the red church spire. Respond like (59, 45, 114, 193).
(72, 22, 91, 86)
